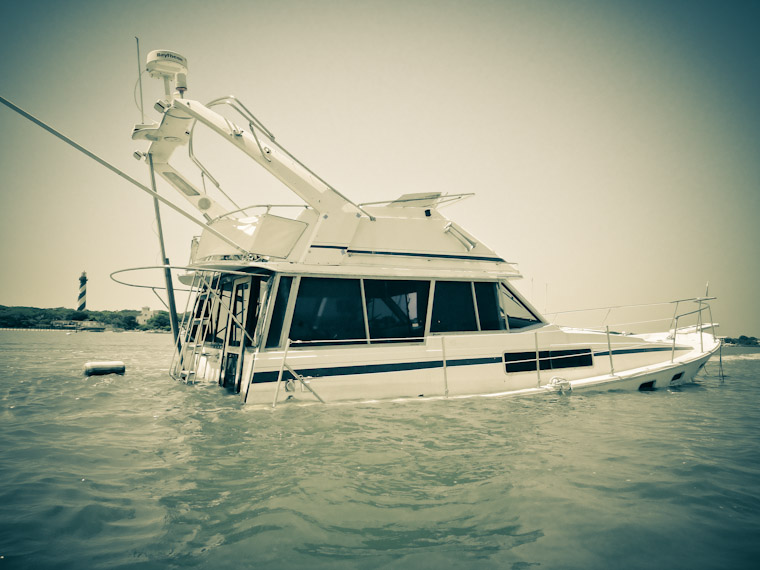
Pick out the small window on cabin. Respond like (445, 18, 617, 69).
(265, 276, 292, 348)
(244, 279, 262, 347)
(474, 282, 504, 331)
(500, 284, 541, 330)
(210, 280, 233, 344)
(430, 281, 478, 333)
(228, 281, 249, 348)
(504, 349, 592, 373)
(364, 280, 429, 342)
(289, 277, 366, 346)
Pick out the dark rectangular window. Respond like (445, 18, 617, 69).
(430, 281, 478, 333)
(500, 284, 541, 330)
(265, 276, 292, 348)
(210, 280, 233, 344)
(364, 280, 429, 342)
(474, 282, 503, 331)
(228, 281, 249, 347)
(289, 277, 366, 346)
(221, 352, 238, 390)
(244, 279, 261, 347)
(504, 349, 593, 373)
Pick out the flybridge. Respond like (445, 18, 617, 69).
(132, 50, 519, 276)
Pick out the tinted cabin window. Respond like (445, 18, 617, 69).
(289, 277, 366, 346)
(430, 281, 478, 333)
(265, 276, 292, 348)
(228, 281, 249, 348)
(210, 281, 233, 344)
(474, 282, 503, 331)
(500, 284, 541, 329)
(504, 349, 593, 373)
(243, 279, 261, 347)
(364, 280, 429, 342)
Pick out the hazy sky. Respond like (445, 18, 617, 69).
(1, 0, 758, 336)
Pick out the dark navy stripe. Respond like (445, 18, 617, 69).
(310, 244, 506, 263)
(251, 356, 503, 384)
(446, 356, 503, 367)
(252, 359, 442, 383)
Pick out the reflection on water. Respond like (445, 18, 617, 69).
(1, 332, 759, 569)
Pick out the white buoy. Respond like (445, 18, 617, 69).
(83, 361, 125, 376)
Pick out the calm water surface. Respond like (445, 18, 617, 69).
(0, 331, 758, 569)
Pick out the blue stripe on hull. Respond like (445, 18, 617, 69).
(251, 356, 503, 384)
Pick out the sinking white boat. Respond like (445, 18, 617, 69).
(119, 50, 720, 405)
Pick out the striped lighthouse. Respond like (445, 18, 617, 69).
(77, 271, 87, 311)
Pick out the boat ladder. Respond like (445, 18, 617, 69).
(170, 271, 222, 383)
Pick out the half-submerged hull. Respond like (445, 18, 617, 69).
(180, 319, 719, 407)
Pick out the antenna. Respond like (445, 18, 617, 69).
(135, 37, 144, 123)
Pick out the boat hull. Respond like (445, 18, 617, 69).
(185, 329, 719, 407)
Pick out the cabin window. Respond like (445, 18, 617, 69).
(289, 277, 366, 346)
(228, 281, 249, 347)
(474, 282, 504, 331)
(504, 349, 593, 373)
(265, 276, 292, 348)
(208, 280, 233, 344)
(430, 281, 478, 333)
(243, 279, 262, 347)
(500, 284, 541, 330)
(364, 279, 429, 342)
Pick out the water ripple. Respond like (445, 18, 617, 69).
(1, 333, 759, 569)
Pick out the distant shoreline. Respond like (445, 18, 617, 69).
(0, 306, 172, 332)
(0, 328, 164, 333)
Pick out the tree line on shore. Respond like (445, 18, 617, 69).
(723, 335, 759, 346)
(0, 305, 171, 331)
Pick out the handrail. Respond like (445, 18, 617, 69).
(202, 94, 377, 221)
(209, 203, 310, 223)
(669, 303, 713, 361)
(110, 264, 271, 291)
(358, 193, 475, 208)
(206, 95, 275, 140)
(542, 295, 717, 373)
(207, 96, 275, 172)
(186, 97, 264, 215)
(670, 307, 706, 321)
(272, 339, 326, 407)
(547, 296, 716, 317)
(550, 297, 716, 331)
